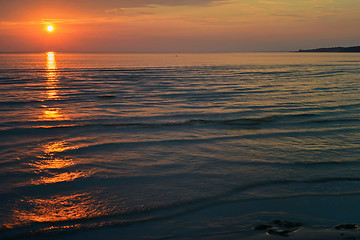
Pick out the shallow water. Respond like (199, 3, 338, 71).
(1, 52, 360, 239)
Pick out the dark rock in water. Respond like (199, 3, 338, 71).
(97, 95, 116, 99)
(253, 220, 303, 237)
(252, 224, 272, 230)
(335, 224, 359, 230)
(272, 220, 303, 228)
(267, 229, 296, 236)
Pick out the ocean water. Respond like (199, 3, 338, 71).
(1, 52, 360, 239)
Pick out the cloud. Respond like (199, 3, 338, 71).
(0, 0, 225, 20)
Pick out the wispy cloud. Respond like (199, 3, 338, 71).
(0, 0, 226, 20)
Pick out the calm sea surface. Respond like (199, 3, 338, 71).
(1, 52, 360, 239)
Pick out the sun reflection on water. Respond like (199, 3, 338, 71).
(31, 171, 92, 185)
(29, 139, 91, 185)
(43, 140, 79, 154)
(46, 52, 59, 99)
(41, 107, 65, 120)
(11, 193, 113, 226)
(47, 52, 56, 70)
(6, 52, 110, 233)
(30, 156, 74, 170)
(41, 52, 67, 121)
(29, 140, 78, 174)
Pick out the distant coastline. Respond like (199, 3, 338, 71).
(298, 46, 360, 52)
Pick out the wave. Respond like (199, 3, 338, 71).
(0, 113, 320, 131)
(2, 112, 360, 144)
(1, 64, 355, 78)
(0, 97, 91, 107)
(3, 176, 360, 239)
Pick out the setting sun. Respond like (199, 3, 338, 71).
(46, 25, 54, 32)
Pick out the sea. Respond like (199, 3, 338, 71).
(1, 52, 360, 239)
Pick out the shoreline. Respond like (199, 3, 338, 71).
(298, 46, 360, 52)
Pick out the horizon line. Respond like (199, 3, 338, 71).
(0, 50, 296, 54)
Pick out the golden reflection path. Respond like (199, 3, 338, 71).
(30, 138, 93, 184)
(34, 53, 94, 185)
(7, 53, 100, 231)
(32, 53, 86, 183)
(30, 138, 92, 185)
(9, 192, 114, 229)
(45, 52, 58, 99)
(42, 52, 66, 120)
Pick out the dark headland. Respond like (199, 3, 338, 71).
(298, 46, 360, 52)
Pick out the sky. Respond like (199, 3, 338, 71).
(0, 0, 359, 52)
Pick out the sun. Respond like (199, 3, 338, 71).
(47, 25, 54, 32)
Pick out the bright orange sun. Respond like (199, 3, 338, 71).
(47, 25, 54, 32)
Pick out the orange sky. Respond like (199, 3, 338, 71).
(0, 0, 359, 52)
